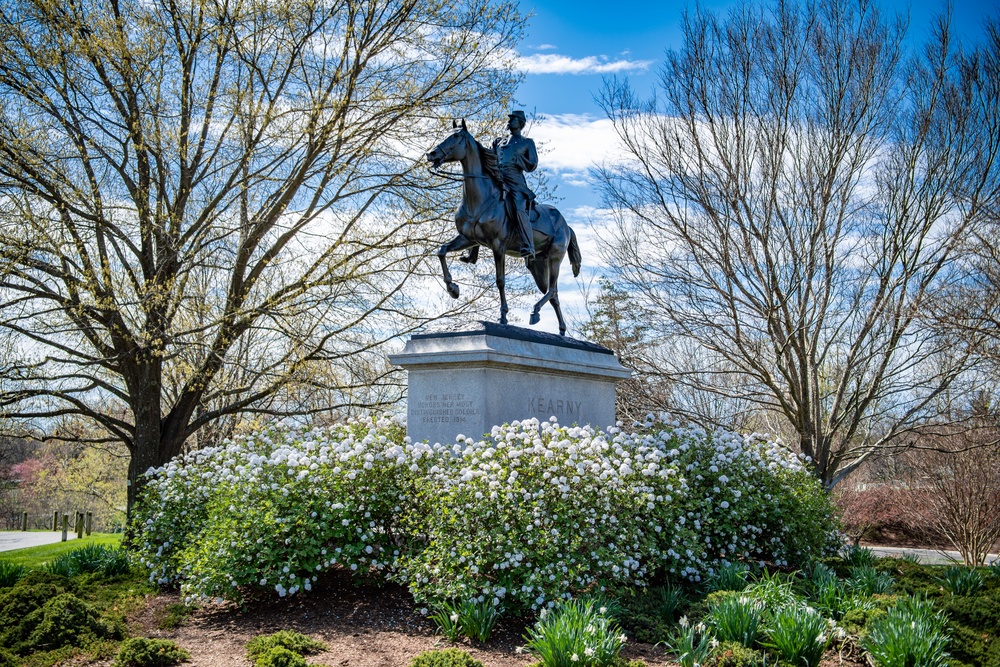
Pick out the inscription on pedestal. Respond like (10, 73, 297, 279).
(411, 392, 481, 425)
(526, 396, 583, 419)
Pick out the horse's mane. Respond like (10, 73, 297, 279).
(473, 137, 504, 190)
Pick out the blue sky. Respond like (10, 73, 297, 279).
(474, 0, 999, 333)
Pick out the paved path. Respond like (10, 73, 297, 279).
(0, 531, 77, 553)
(868, 545, 999, 566)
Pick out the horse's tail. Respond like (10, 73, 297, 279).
(568, 227, 582, 277)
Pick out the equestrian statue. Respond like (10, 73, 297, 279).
(426, 112, 581, 336)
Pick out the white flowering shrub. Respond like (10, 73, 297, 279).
(392, 420, 687, 612)
(133, 416, 838, 609)
(133, 416, 425, 601)
(395, 419, 839, 612)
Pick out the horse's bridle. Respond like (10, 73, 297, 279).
(427, 165, 496, 183)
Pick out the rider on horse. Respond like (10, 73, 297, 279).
(492, 110, 537, 259)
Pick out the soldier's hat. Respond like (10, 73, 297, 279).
(508, 110, 527, 124)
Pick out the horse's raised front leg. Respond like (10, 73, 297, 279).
(438, 235, 478, 299)
(493, 246, 508, 325)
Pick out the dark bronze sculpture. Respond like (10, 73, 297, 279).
(493, 110, 538, 259)
(427, 116, 581, 336)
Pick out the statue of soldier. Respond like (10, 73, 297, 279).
(492, 110, 538, 259)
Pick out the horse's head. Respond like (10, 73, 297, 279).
(426, 119, 473, 169)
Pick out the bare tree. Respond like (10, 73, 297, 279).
(908, 432, 1000, 566)
(595, 0, 1000, 486)
(0, 0, 524, 511)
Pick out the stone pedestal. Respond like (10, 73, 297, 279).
(388, 321, 630, 445)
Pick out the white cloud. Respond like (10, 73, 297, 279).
(516, 53, 654, 75)
(530, 113, 627, 174)
(532, 43, 558, 51)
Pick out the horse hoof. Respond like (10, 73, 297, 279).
(559, 329, 567, 336)
(529, 312, 540, 325)
(447, 283, 460, 299)
(499, 316, 508, 326)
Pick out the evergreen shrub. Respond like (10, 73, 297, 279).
(114, 637, 191, 667)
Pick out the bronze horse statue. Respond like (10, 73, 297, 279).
(426, 120, 581, 335)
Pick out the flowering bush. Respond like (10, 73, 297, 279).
(133, 416, 422, 601)
(133, 416, 839, 607)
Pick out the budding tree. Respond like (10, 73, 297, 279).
(0, 0, 524, 510)
(595, 0, 1000, 486)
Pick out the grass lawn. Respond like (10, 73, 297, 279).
(0, 533, 123, 568)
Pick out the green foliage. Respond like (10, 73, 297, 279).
(9, 592, 126, 654)
(136, 420, 840, 608)
(0, 561, 28, 587)
(667, 618, 713, 667)
(742, 570, 797, 609)
(706, 563, 750, 593)
(708, 594, 764, 648)
(42, 544, 130, 578)
(114, 638, 191, 667)
(850, 566, 894, 596)
(409, 649, 485, 667)
(619, 583, 686, 644)
(713, 641, 762, 667)
(0, 649, 16, 667)
(762, 606, 831, 667)
(938, 589, 1000, 634)
(524, 598, 626, 667)
(862, 596, 950, 667)
(841, 607, 888, 635)
(938, 567, 984, 596)
(429, 602, 463, 642)
(245, 631, 327, 663)
(0, 535, 122, 569)
(157, 603, 197, 630)
(253, 646, 307, 667)
(844, 545, 879, 568)
(430, 598, 501, 642)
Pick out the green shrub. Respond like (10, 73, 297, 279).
(762, 606, 831, 667)
(0, 562, 27, 588)
(619, 583, 686, 644)
(841, 607, 888, 635)
(410, 649, 485, 667)
(114, 638, 191, 667)
(862, 596, 950, 667)
(938, 591, 1000, 634)
(524, 598, 626, 667)
(10, 592, 125, 654)
(0, 648, 16, 667)
(667, 618, 713, 667)
(713, 641, 762, 667)
(245, 630, 326, 663)
(709, 594, 764, 648)
(938, 567, 985, 596)
(253, 646, 307, 667)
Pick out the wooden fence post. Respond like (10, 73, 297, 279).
(75, 512, 84, 539)
(20, 511, 27, 531)
(61, 514, 68, 542)
(85, 511, 92, 536)
(52, 510, 59, 531)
